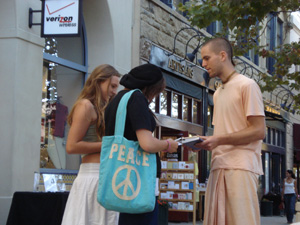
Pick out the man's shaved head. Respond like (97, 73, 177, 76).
(202, 37, 235, 66)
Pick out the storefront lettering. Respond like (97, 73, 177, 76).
(46, 16, 73, 23)
(168, 59, 194, 78)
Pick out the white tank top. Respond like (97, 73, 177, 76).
(284, 179, 295, 194)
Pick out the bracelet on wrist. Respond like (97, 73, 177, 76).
(162, 140, 171, 152)
(166, 140, 171, 152)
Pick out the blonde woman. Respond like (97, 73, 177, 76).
(61, 64, 120, 225)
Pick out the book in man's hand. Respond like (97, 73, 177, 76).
(175, 136, 204, 151)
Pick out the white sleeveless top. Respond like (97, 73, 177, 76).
(284, 179, 296, 194)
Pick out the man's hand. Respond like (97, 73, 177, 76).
(194, 136, 219, 151)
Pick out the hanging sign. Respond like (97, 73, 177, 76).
(41, 0, 82, 37)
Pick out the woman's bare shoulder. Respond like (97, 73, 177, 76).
(77, 99, 94, 109)
(75, 99, 97, 122)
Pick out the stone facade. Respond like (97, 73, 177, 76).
(140, 0, 300, 193)
(141, 0, 204, 60)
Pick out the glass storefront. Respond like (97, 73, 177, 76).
(40, 62, 84, 169)
(40, 26, 87, 171)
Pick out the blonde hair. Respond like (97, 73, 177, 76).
(68, 64, 120, 138)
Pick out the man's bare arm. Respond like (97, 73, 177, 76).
(197, 116, 265, 151)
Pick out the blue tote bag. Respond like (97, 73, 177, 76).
(97, 90, 157, 213)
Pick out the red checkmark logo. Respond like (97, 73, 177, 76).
(46, 2, 75, 15)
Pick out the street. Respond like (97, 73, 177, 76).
(168, 215, 297, 225)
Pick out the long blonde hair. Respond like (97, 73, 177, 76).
(68, 64, 120, 138)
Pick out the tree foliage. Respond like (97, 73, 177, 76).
(179, 0, 300, 113)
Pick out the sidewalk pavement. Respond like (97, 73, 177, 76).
(168, 215, 300, 225)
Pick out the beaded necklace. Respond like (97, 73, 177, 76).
(222, 70, 236, 89)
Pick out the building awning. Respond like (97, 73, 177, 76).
(162, 72, 202, 99)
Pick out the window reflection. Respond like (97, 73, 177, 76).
(150, 89, 203, 125)
(149, 97, 156, 113)
(263, 126, 285, 148)
(270, 128, 274, 145)
(272, 128, 276, 145)
(160, 91, 167, 115)
(183, 96, 194, 123)
(281, 131, 285, 147)
(263, 126, 268, 143)
(207, 106, 212, 127)
(193, 100, 200, 124)
(44, 38, 58, 56)
(276, 130, 280, 146)
(183, 97, 190, 121)
(172, 93, 178, 118)
(40, 62, 83, 169)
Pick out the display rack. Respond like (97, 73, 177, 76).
(159, 161, 196, 225)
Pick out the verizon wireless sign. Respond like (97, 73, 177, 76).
(41, 0, 82, 37)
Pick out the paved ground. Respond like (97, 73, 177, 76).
(168, 215, 300, 225)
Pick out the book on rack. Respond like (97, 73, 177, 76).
(175, 136, 204, 151)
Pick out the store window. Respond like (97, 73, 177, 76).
(183, 96, 192, 122)
(271, 129, 276, 145)
(40, 24, 88, 170)
(267, 127, 271, 144)
(192, 99, 201, 124)
(159, 90, 168, 116)
(41, 62, 84, 169)
(151, 88, 203, 125)
(172, 92, 179, 118)
(263, 126, 285, 148)
(280, 131, 285, 148)
(264, 152, 270, 194)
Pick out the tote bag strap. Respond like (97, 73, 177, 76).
(115, 89, 141, 136)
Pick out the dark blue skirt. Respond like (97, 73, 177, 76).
(118, 200, 159, 225)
